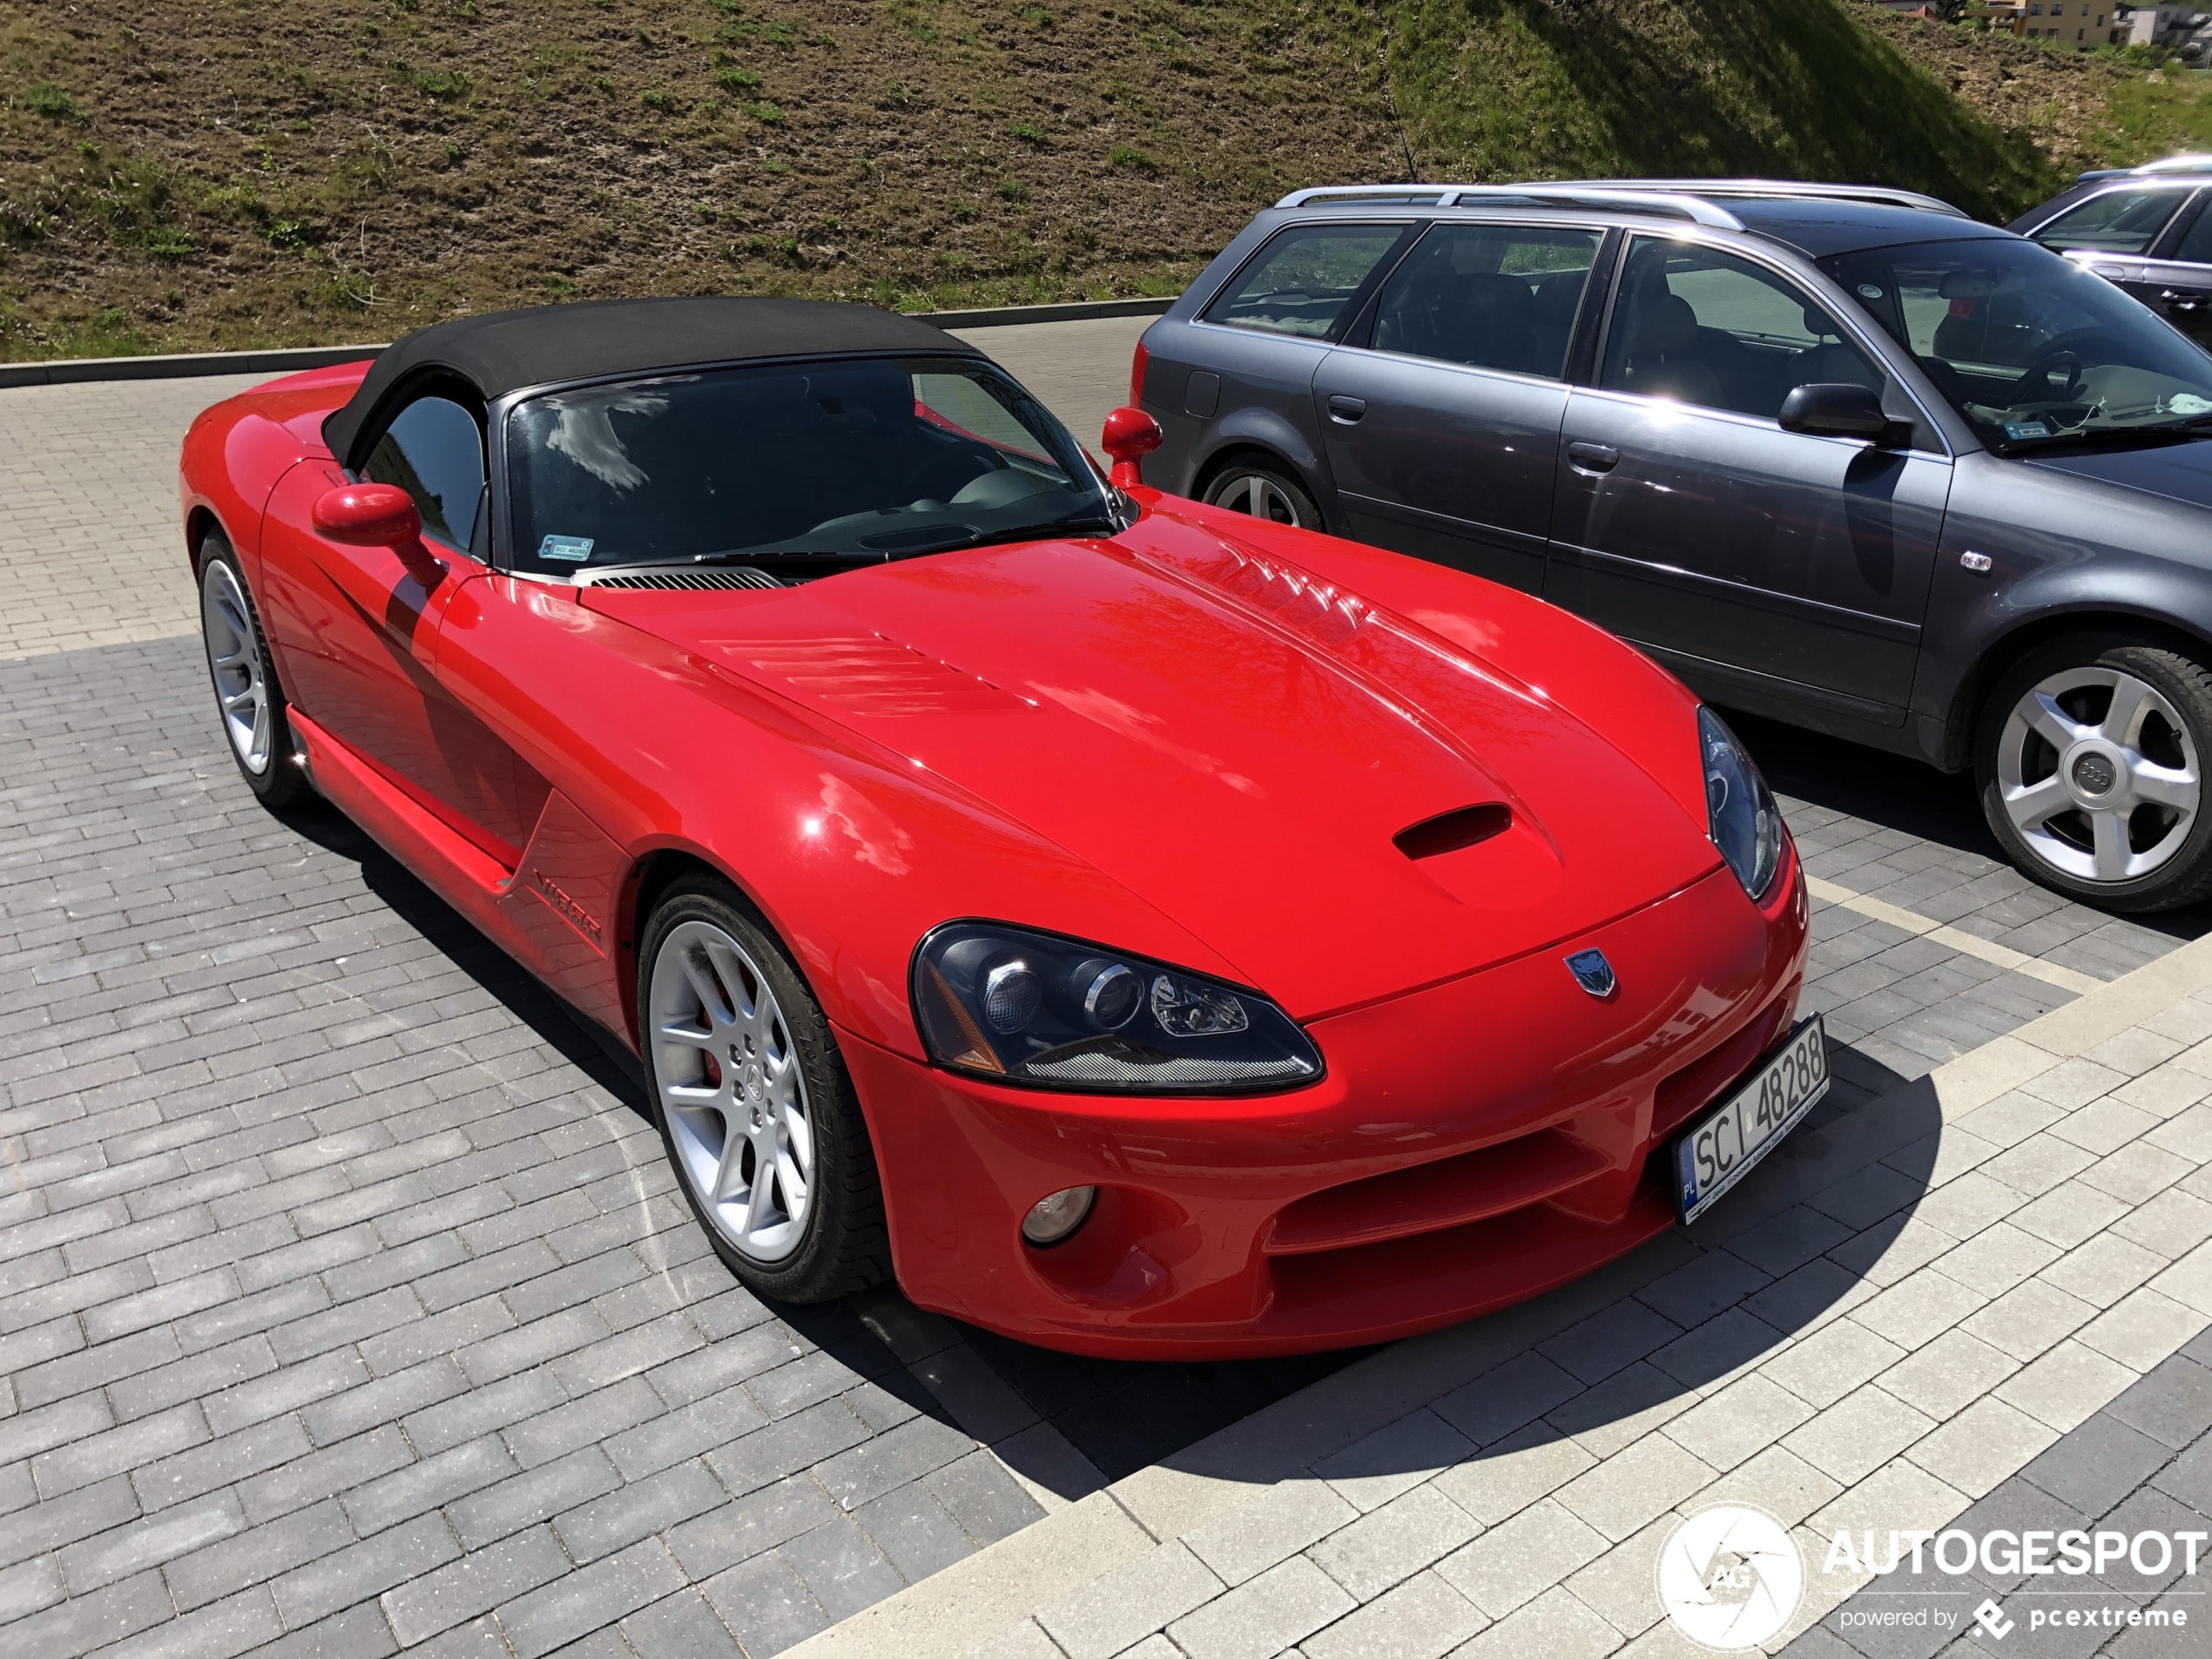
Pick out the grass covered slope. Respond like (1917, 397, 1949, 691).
(1, 0, 2208, 358)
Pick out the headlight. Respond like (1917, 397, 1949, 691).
(912, 922, 1324, 1094)
(1699, 706, 1783, 902)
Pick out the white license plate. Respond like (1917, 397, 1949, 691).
(1676, 1015, 1829, 1224)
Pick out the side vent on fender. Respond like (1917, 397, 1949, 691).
(587, 568, 786, 591)
(1394, 804, 1511, 860)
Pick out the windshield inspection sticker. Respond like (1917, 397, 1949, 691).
(2004, 421, 2051, 441)
(1856, 283, 1885, 300)
(538, 535, 595, 563)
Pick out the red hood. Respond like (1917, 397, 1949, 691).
(583, 509, 1722, 1019)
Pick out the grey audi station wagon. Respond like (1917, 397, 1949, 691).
(1132, 179, 2212, 912)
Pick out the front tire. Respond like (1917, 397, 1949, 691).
(1975, 634, 2212, 912)
(198, 535, 312, 810)
(1202, 458, 1323, 529)
(638, 875, 890, 1302)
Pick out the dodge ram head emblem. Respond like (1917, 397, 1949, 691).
(1565, 948, 1617, 999)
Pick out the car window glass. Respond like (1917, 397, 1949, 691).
(504, 355, 1104, 577)
(2033, 189, 2190, 256)
(361, 395, 485, 550)
(1369, 224, 1600, 378)
(1821, 238, 2212, 453)
(1600, 239, 1882, 421)
(1204, 225, 1404, 339)
(2169, 198, 2212, 265)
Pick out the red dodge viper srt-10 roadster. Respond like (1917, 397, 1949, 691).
(178, 297, 1812, 1358)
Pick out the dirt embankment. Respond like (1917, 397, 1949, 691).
(0, 0, 2200, 357)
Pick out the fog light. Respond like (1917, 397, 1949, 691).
(1022, 1185, 1096, 1246)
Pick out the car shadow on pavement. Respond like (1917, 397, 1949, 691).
(273, 792, 1368, 1500)
(1162, 1040, 1951, 1501)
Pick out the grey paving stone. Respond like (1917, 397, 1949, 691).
(163, 1498, 355, 1613)
(852, 1480, 978, 1581)
(496, 1537, 686, 1659)
(922, 1450, 1045, 1546)
(341, 1436, 518, 1537)
(552, 1459, 727, 1565)
(775, 1517, 907, 1622)
(448, 1447, 624, 1553)
(809, 1412, 977, 1513)
(617, 1587, 745, 1659)
(700, 1552, 830, 1658)
(703, 1400, 871, 1501)
(380, 1526, 574, 1648)
(664, 1474, 846, 1580)
(2017, 1409, 2175, 1515)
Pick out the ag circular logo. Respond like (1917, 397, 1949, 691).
(1655, 1502, 1804, 1651)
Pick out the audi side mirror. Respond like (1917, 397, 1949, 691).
(1101, 406, 1163, 488)
(312, 482, 423, 548)
(1778, 382, 1893, 443)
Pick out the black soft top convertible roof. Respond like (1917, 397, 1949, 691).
(322, 296, 973, 469)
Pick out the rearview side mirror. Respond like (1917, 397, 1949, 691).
(1101, 406, 1163, 488)
(312, 482, 423, 548)
(1777, 382, 1892, 443)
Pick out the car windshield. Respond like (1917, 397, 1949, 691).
(504, 354, 1113, 577)
(1819, 237, 2212, 455)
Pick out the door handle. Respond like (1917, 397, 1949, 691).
(1326, 395, 1367, 424)
(1567, 442, 1619, 474)
(2161, 288, 2209, 311)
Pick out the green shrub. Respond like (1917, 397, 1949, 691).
(715, 65, 762, 89)
(750, 100, 784, 122)
(27, 81, 84, 120)
(1009, 121, 1047, 145)
(641, 87, 674, 110)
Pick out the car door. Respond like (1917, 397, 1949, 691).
(1542, 235, 1952, 722)
(2074, 190, 2212, 348)
(1307, 221, 1607, 594)
(2026, 183, 2212, 347)
(260, 389, 547, 864)
(1159, 219, 1415, 513)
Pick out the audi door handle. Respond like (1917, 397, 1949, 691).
(1568, 442, 1620, 474)
(1326, 395, 1367, 424)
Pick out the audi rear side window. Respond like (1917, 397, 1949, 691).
(1203, 225, 1406, 340)
(1370, 224, 1602, 379)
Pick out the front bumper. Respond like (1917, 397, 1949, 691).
(846, 846, 1809, 1359)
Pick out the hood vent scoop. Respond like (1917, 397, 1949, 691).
(589, 568, 786, 591)
(1395, 804, 1511, 860)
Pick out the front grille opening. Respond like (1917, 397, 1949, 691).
(1394, 803, 1511, 860)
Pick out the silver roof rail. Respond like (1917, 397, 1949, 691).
(2128, 153, 2212, 174)
(1541, 178, 1971, 219)
(1273, 182, 1744, 229)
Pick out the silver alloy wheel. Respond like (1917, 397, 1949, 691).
(649, 919, 813, 1263)
(1996, 665, 2202, 884)
(1209, 472, 1305, 525)
(200, 559, 273, 775)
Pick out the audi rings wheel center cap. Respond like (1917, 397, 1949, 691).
(2067, 744, 2122, 802)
